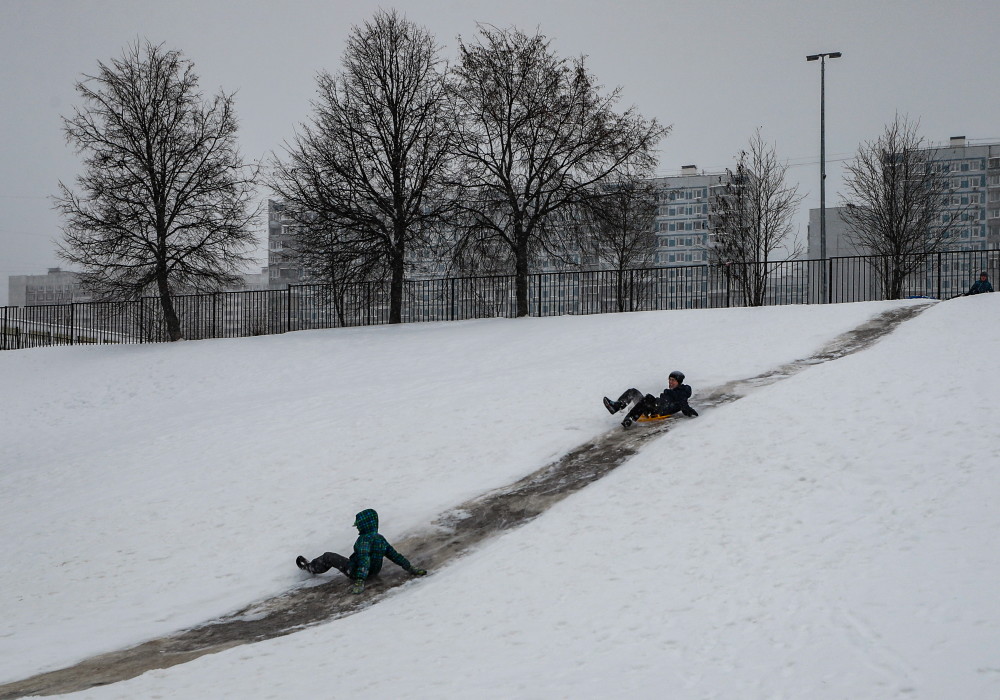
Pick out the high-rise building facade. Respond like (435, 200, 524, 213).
(266, 199, 305, 288)
(808, 137, 1000, 259)
(650, 166, 730, 267)
(805, 137, 1000, 297)
(933, 137, 998, 250)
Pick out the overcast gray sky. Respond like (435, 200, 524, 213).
(3, 0, 999, 304)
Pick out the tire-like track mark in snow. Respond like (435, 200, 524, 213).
(0, 301, 931, 699)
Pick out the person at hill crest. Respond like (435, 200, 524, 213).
(965, 271, 994, 296)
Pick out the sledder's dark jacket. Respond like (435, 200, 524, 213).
(654, 383, 693, 415)
(968, 279, 994, 295)
(349, 509, 415, 581)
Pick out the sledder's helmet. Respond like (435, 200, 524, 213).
(981, 271, 989, 278)
(668, 370, 685, 384)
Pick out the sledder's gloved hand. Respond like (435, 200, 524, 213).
(350, 580, 365, 594)
(409, 567, 427, 576)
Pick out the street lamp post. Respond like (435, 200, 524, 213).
(807, 51, 841, 302)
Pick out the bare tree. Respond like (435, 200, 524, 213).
(449, 25, 668, 317)
(840, 115, 965, 299)
(577, 176, 658, 311)
(56, 41, 259, 341)
(710, 130, 803, 306)
(270, 10, 455, 324)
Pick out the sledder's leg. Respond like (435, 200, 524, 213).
(621, 393, 658, 429)
(305, 552, 353, 576)
(625, 393, 657, 421)
(605, 388, 645, 415)
(617, 388, 645, 407)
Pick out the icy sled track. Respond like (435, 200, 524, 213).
(0, 302, 931, 699)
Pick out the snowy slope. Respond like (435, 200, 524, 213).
(4, 297, 1000, 698)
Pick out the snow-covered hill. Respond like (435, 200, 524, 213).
(3, 297, 999, 699)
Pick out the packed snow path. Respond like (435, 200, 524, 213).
(0, 302, 931, 699)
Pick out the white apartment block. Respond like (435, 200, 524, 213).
(7, 268, 86, 307)
(8, 267, 269, 308)
(266, 199, 306, 287)
(808, 136, 1000, 259)
(650, 166, 729, 267)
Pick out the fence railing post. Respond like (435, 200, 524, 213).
(629, 269, 634, 312)
(827, 258, 834, 304)
(536, 274, 542, 317)
(937, 252, 942, 299)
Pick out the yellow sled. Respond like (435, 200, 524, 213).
(636, 413, 674, 423)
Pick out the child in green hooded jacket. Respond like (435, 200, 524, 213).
(296, 508, 427, 594)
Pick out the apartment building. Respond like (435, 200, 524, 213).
(650, 166, 730, 267)
(806, 137, 1000, 297)
(7, 268, 87, 307)
(8, 267, 269, 308)
(809, 137, 1000, 256)
(266, 199, 306, 288)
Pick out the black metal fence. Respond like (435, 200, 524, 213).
(3, 249, 998, 351)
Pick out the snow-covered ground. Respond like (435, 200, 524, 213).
(3, 297, 999, 699)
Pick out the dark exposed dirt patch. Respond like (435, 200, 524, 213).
(0, 301, 932, 699)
